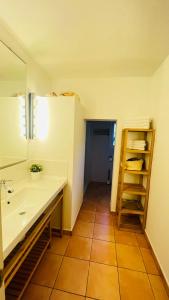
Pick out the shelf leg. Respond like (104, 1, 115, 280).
(59, 197, 63, 237)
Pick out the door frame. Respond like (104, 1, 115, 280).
(84, 118, 118, 212)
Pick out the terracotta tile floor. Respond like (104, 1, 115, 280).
(22, 183, 169, 299)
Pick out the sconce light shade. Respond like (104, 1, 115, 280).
(27, 93, 49, 140)
(28, 92, 34, 139)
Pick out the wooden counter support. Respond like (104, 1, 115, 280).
(4, 189, 64, 299)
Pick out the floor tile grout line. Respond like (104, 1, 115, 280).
(135, 232, 150, 249)
(52, 195, 138, 297)
(63, 233, 72, 256)
(49, 226, 158, 285)
(77, 218, 115, 227)
(138, 245, 148, 273)
(29, 281, 55, 290)
(134, 232, 139, 247)
(24, 187, 159, 299)
(62, 243, 135, 269)
(84, 199, 97, 296)
(52, 252, 64, 290)
(51, 286, 89, 298)
(82, 195, 112, 298)
(78, 209, 96, 223)
(138, 245, 160, 275)
(114, 241, 122, 300)
(73, 222, 115, 242)
(51, 218, 91, 298)
(84, 260, 91, 298)
(139, 245, 156, 299)
(48, 286, 53, 300)
(56, 192, 164, 298)
(50, 236, 148, 252)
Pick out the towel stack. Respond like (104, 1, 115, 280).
(128, 140, 146, 150)
(124, 118, 151, 129)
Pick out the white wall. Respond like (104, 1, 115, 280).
(52, 77, 151, 118)
(52, 77, 151, 210)
(0, 81, 25, 97)
(146, 54, 169, 285)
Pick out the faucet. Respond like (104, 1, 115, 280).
(0, 180, 14, 193)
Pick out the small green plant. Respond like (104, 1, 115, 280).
(30, 164, 43, 173)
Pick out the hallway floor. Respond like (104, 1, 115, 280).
(22, 183, 168, 300)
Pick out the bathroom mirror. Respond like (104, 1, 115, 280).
(0, 41, 27, 169)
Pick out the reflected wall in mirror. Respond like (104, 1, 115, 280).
(0, 41, 27, 169)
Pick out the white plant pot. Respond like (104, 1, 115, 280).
(30, 172, 41, 181)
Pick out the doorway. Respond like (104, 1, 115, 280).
(84, 120, 116, 205)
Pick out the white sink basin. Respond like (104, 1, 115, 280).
(2, 187, 51, 218)
(1, 176, 66, 259)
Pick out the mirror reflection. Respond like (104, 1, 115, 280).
(0, 41, 27, 169)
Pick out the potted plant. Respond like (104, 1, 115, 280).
(30, 163, 43, 180)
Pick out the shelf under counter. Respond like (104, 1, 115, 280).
(4, 189, 64, 300)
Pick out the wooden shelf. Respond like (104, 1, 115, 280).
(124, 169, 149, 175)
(123, 128, 154, 132)
(4, 190, 64, 300)
(119, 214, 143, 233)
(121, 199, 144, 215)
(126, 148, 150, 154)
(123, 183, 146, 195)
(117, 128, 155, 231)
(5, 230, 50, 300)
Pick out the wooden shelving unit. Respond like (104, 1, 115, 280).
(123, 183, 146, 195)
(116, 128, 155, 232)
(124, 169, 149, 175)
(126, 149, 151, 154)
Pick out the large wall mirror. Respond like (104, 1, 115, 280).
(0, 41, 27, 169)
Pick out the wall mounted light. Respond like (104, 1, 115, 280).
(19, 95, 27, 138)
(28, 93, 49, 140)
(28, 92, 34, 139)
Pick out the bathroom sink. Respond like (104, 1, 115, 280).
(1, 176, 67, 259)
(2, 187, 51, 218)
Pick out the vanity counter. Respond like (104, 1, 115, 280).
(1, 176, 66, 259)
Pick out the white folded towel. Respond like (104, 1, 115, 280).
(124, 117, 151, 129)
(127, 139, 146, 150)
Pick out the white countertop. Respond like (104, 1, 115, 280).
(1, 175, 67, 259)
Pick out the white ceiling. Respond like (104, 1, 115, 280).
(0, 41, 26, 80)
(1, 0, 169, 78)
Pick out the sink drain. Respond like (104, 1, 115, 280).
(19, 211, 26, 215)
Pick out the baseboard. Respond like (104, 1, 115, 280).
(83, 183, 88, 195)
(144, 231, 169, 297)
(52, 228, 72, 236)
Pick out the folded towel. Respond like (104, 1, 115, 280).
(124, 118, 151, 129)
